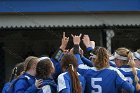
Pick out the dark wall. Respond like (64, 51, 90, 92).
(0, 43, 5, 92)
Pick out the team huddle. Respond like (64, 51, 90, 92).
(2, 32, 140, 93)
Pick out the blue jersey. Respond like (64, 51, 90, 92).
(14, 72, 38, 93)
(2, 79, 17, 93)
(119, 65, 140, 93)
(2, 82, 10, 93)
(37, 79, 57, 93)
(51, 58, 62, 80)
(57, 72, 85, 93)
(75, 54, 134, 93)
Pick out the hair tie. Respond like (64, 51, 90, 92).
(69, 64, 74, 71)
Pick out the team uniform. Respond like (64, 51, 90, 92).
(57, 71, 85, 93)
(2, 82, 10, 93)
(119, 65, 140, 93)
(81, 56, 93, 67)
(2, 80, 15, 93)
(14, 72, 38, 93)
(75, 54, 135, 93)
(37, 78, 57, 93)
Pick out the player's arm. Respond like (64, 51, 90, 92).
(51, 32, 69, 79)
(115, 69, 135, 93)
(81, 56, 93, 67)
(71, 34, 90, 76)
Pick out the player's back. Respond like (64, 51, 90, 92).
(78, 65, 127, 93)
(119, 65, 140, 93)
(57, 72, 85, 93)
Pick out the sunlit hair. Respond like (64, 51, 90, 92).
(36, 59, 53, 79)
(24, 56, 38, 72)
(61, 54, 81, 93)
(137, 49, 140, 54)
(116, 47, 140, 90)
(115, 47, 129, 64)
(94, 47, 109, 70)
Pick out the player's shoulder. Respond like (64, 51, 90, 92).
(58, 72, 69, 80)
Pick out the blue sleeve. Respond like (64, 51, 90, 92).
(115, 72, 134, 93)
(74, 54, 91, 76)
(51, 58, 62, 80)
(121, 81, 135, 93)
(74, 54, 84, 65)
(2, 83, 9, 93)
(81, 56, 93, 67)
(14, 79, 38, 93)
(86, 47, 93, 52)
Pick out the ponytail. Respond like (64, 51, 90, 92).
(61, 54, 82, 93)
(67, 64, 81, 93)
(128, 51, 140, 90)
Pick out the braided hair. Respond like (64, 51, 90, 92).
(116, 48, 140, 90)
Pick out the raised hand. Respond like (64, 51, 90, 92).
(90, 41, 95, 49)
(71, 34, 82, 45)
(60, 32, 69, 51)
(82, 35, 91, 48)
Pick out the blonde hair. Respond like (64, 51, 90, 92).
(94, 47, 109, 70)
(137, 49, 140, 54)
(24, 56, 38, 72)
(116, 47, 140, 90)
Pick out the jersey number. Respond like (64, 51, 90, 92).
(91, 78, 102, 93)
